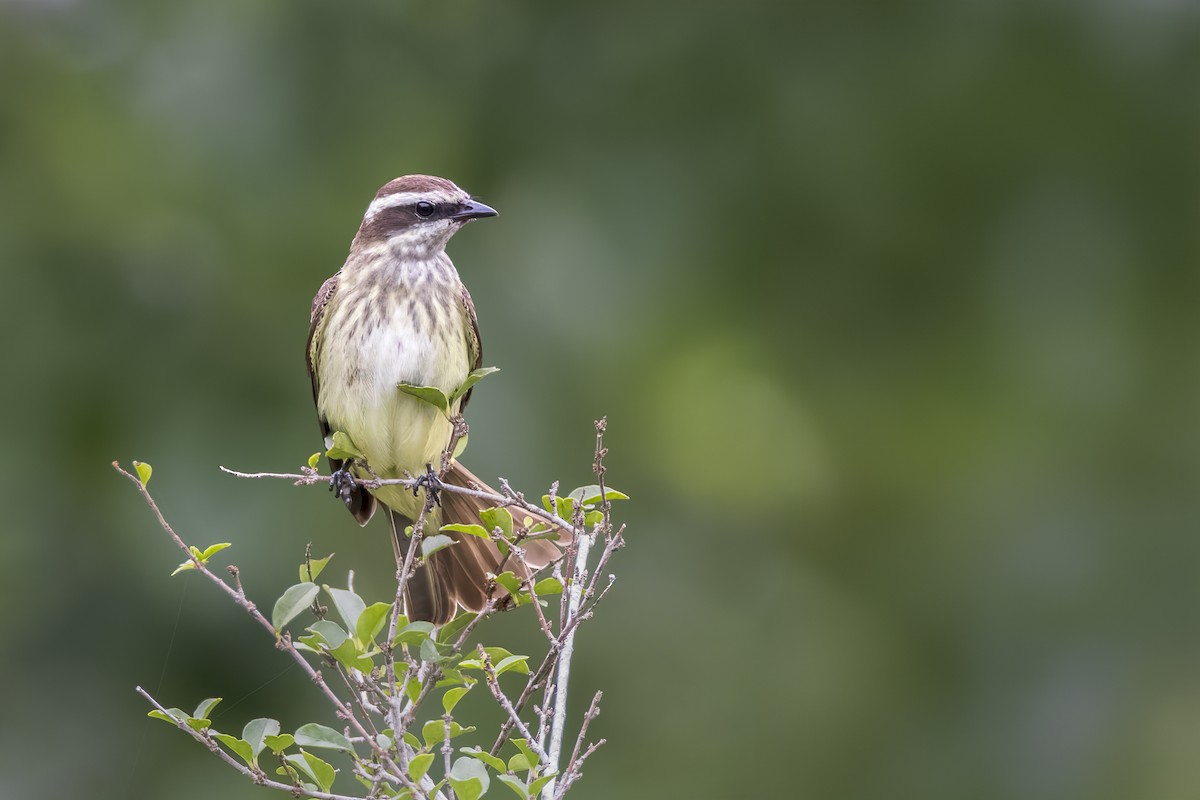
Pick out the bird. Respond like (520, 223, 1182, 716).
(306, 175, 561, 623)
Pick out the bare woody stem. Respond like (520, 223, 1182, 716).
(112, 462, 423, 795)
(541, 420, 608, 798)
(219, 465, 579, 534)
(136, 686, 367, 800)
(121, 415, 618, 800)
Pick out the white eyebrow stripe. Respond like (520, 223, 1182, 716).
(362, 191, 460, 222)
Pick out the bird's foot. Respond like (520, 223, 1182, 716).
(412, 463, 443, 508)
(329, 466, 357, 509)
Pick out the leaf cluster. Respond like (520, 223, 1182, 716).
(129, 428, 626, 800)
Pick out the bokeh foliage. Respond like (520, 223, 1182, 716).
(2, 1, 1198, 798)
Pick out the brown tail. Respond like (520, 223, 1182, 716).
(390, 462, 569, 624)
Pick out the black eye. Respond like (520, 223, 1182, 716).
(414, 201, 436, 218)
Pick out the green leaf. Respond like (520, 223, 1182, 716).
(264, 733, 294, 754)
(568, 485, 630, 505)
(184, 717, 211, 731)
(272, 582, 319, 630)
(437, 667, 468, 688)
(396, 382, 450, 413)
(243, 718, 280, 760)
(403, 676, 422, 704)
(171, 543, 231, 576)
(169, 543, 232, 576)
(540, 495, 581, 521)
(493, 655, 530, 676)
(198, 542, 232, 560)
(277, 759, 302, 785)
(392, 621, 435, 647)
(441, 523, 490, 538)
(510, 738, 539, 771)
(438, 611, 478, 645)
(528, 773, 556, 796)
(442, 686, 471, 714)
(326, 430, 365, 461)
(213, 734, 255, 767)
(408, 752, 436, 783)
(133, 460, 152, 486)
(309, 620, 349, 649)
(420, 637, 442, 663)
(325, 586, 366, 632)
(495, 774, 529, 799)
(355, 601, 392, 645)
(307, 452, 321, 469)
(461, 648, 528, 675)
(170, 561, 195, 577)
(284, 751, 336, 792)
(423, 719, 476, 747)
(299, 750, 336, 793)
(294, 636, 322, 654)
(449, 366, 501, 404)
(479, 507, 513, 540)
(460, 746, 508, 773)
(492, 572, 524, 597)
(192, 697, 222, 720)
(329, 637, 374, 672)
(532, 577, 563, 596)
(484, 646, 520, 664)
(448, 756, 490, 800)
(453, 432, 470, 459)
(147, 707, 188, 725)
(422, 534, 456, 558)
(300, 553, 333, 583)
(294, 722, 353, 753)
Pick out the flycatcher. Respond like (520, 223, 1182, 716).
(306, 175, 559, 623)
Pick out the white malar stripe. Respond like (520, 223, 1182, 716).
(362, 190, 462, 223)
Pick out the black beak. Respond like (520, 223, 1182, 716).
(450, 199, 498, 221)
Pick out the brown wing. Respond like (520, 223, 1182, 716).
(306, 273, 338, 409)
(458, 284, 484, 412)
(307, 272, 375, 525)
(412, 461, 570, 623)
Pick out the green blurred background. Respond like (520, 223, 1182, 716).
(3, 0, 1199, 797)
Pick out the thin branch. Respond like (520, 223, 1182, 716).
(385, 489, 434, 737)
(543, 532, 591, 796)
(123, 415, 621, 800)
(552, 739, 606, 799)
(564, 692, 602, 783)
(397, 602, 494, 733)
(488, 574, 605, 758)
(136, 686, 364, 800)
(220, 465, 579, 535)
(113, 463, 417, 793)
(476, 645, 551, 766)
(543, 419, 609, 798)
(441, 715, 455, 794)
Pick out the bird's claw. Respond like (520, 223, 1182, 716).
(412, 463, 443, 508)
(329, 466, 357, 509)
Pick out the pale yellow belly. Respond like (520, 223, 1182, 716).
(316, 287, 470, 518)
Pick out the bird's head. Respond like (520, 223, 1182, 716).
(353, 174, 497, 258)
